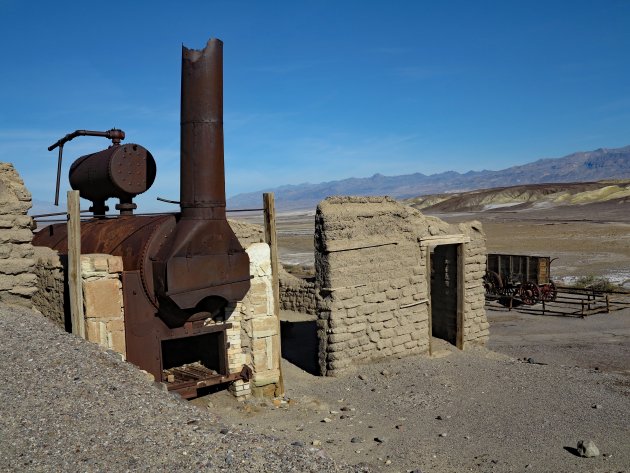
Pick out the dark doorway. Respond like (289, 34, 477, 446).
(430, 244, 460, 346)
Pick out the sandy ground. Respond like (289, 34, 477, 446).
(220, 204, 630, 472)
(199, 307, 630, 473)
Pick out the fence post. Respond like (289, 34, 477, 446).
(67, 190, 85, 338)
(263, 192, 284, 396)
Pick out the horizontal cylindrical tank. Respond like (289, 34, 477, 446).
(69, 143, 156, 202)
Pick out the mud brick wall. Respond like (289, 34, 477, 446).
(229, 219, 265, 247)
(458, 222, 490, 346)
(32, 246, 65, 326)
(0, 163, 37, 307)
(315, 196, 489, 376)
(279, 270, 317, 315)
(81, 254, 126, 357)
(315, 197, 430, 376)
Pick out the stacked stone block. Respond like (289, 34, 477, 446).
(0, 163, 37, 307)
(32, 246, 65, 326)
(81, 254, 126, 357)
(233, 243, 280, 397)
(279, 270, 317, 315)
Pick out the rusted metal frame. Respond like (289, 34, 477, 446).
(161, 321, 233, 341)
(167, 372, 243, 391)
(31, 210, 92, 219)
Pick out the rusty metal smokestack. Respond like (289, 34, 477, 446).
(180, 38, 225, 218)
(149, 37, 250, 327)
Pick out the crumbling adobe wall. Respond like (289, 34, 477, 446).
(279, 269, 317, 315)
(32, 246, 65, 326)
(229, 219, 265, 247)
(0, 163, 37, 307)
(315, 196, 488, 376)
(457, 221, 490, 345)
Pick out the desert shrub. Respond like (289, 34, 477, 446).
(573, 275, 621, 292)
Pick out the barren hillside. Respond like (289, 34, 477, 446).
(404, 180, 630, 214)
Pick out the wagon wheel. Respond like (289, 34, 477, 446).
(483, 271, 503, 296)
(541, 281, 558, 302)
(518, 281, 541, 305)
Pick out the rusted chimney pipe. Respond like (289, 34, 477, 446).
(180, 38, 226, 219)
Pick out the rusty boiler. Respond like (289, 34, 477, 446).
(34, 39, 252, 398)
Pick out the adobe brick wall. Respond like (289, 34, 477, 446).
(0, 163, 37, 307)
(32, 246, 65, 327)
(315, 196, 488, 376)
(279, 269, 317, 315)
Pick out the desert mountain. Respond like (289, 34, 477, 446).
(228, 145, 630, 211)
(403, 180, 630, 213)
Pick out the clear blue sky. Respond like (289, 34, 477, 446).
(1, 0, 629, 212)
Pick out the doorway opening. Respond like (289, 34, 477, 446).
(429, 244, 462, 348)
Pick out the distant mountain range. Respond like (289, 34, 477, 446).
(227, 145, 630, 211)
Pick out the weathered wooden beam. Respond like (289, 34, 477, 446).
(263, 192, 284, 396)
(67, 190, 85, 339)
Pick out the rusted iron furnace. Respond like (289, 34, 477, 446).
(34, 39, 252, 396)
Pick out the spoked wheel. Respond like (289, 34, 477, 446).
(541, 281, 557, 302)
(483, 271, 502, 297)
(518, 281, 541, 305)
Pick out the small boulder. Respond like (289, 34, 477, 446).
(577, 440, 600, 458)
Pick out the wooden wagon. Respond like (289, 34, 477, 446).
(484, 253, 557, 305)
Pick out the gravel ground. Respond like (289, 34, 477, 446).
(204, 311, 630, 473)
(0, 304, 362, 473)
(2, 303, 629, 473)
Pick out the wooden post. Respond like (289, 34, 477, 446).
(425, 246, 432, 356)
(67, 191, 85, 338)
(263, 192, 284, 396)
(606, 294, 610, 313)
(456, 243, 465, 350)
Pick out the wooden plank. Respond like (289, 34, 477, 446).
(425, 247, 432, 356)
(456, 243, 465, 350)
(420, 234, 470, 247)
(263, 192, 284, 396)
(67, 191, 85, 339)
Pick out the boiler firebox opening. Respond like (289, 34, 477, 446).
(161, 333, 224, 372)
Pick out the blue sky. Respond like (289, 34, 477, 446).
(1, 1, 629, 213)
